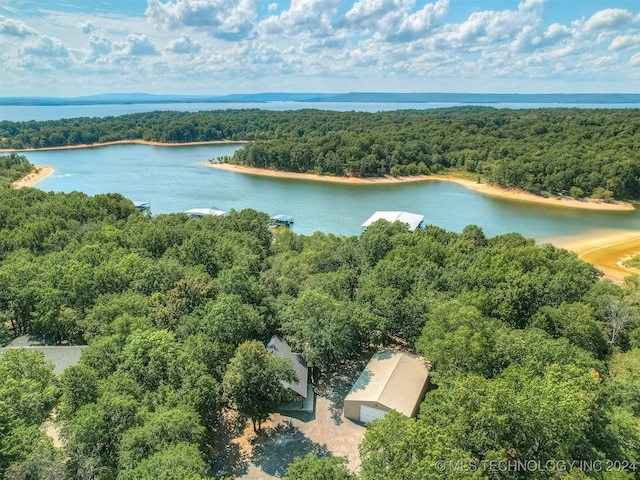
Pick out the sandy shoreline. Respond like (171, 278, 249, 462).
(8, 156, 638, 283)
(12, 166, 53, 188)
(0, 139, 247, 153)
(205, 162, 635, 212)
(5, 142, 635, 211)
(205, 163, 639, 283)
(558, 231, 640, 285)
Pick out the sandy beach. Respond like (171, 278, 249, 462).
(557, 231, 640, 285)
(0, 139, 246, 153)
(5, 141, 634, 212)
(12, 166, 53, 188)
(205, 162, 635, 211)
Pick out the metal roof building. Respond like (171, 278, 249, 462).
(361, 211, 425, 232)
(270, 214, 294, 228)
(132, 201, 150, 213)
(185, 208, 226, 218)
(344, 350, 430, 423)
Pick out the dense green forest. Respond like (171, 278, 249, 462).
(0, 153, 33, 189)
(1, 166, 639, 478)
(1, 107, 639, 200)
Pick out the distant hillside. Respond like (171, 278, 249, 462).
(1, 92, 639, 106)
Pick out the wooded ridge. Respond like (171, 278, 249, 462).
(2, 107, 639, 200)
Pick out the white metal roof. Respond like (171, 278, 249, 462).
(361, 211, 424, 231)
(272, 214, 294, 222)
(185, 208, 226, 217)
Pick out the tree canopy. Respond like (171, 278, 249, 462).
(2, 107, 639, 199)
(0, 186, 638, 478)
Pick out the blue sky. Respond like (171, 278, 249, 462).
(1, 0, 639, 96)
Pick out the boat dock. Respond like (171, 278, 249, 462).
(361, 211, 425, 232)
(270, 214, 294, 228)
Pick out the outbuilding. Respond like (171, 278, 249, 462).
(344, 350, 430, 423)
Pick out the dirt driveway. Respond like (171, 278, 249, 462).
(212, 358, 368, 479)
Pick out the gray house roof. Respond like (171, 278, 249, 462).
(0, 346, 87, 375)
(266, 335, 309, 399)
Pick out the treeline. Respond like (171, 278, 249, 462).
(0, 153, 33, 189)
(1, 108, 639, 199)
(0, 187, 639, 479)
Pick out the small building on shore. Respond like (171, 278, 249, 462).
(133, 201, 150, 213)
(344, 350, 430, 423)
(185, 208, 226, 218)
(270, 214, 294, 228)
(361, 211, 425, 232)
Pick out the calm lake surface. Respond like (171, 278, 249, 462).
(24, 144, 639, 242)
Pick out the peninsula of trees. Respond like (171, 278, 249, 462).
(1, 107, 639, 200)
(1, 153, 639, 478)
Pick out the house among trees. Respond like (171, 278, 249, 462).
(266, 335, 313, 409)
(0, 336, 87, 375)
(344, 350, 430, 423)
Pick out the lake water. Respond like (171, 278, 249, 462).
(23, 143, 639, 242)
(3, 101, 640, 122)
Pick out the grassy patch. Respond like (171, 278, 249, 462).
(622, 254, 640, 270)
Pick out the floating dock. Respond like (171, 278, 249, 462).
(133, 201, 150, 213)
(185, 208, 226, 218)
(270, 214, 294, 228)
(361, 211, 424, 232)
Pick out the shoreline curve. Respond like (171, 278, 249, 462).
(0, 139, 247, 153)
(4, 141, 635, 212)
(557, 231, 640, 285)
(205, 162, 635, 212)
(12, 166, 53, 188)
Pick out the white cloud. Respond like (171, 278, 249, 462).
(0, 15, 36, 37)
(343, 0, 410, 28)
(24, 35, 69, 57)
(121, 34, 160, 56)
(1, 1, 638, 95)
(609, 34, 640, 51)
(395, 0, 449, 41)
(146, 0, 258, 41)
(260, 0, 340, 37)
(18, 35, 74, 71)
(543, 23, 571, 42)
(82, 21, 96, 34)
(166, 34, 201, 54)
(583, 9, 634, 33)
(87, 32, 113, 59)
(518, 0, 545, 10)
(435, 1, 543, 50)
